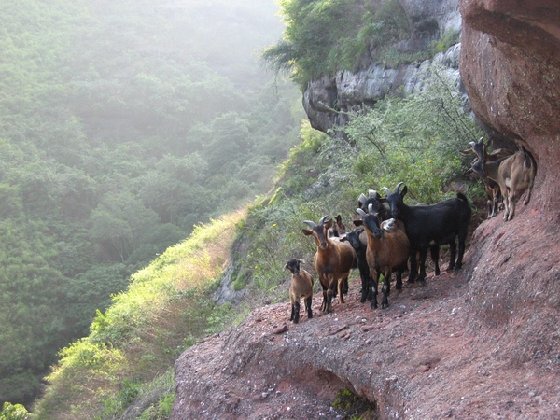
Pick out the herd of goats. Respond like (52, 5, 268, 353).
(285, 137, 537, 323)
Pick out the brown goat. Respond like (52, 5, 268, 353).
(302, 216, 356, 313)
(356, 205, 410, 309)
(285, 259, 314, 323)
(470, 140, 536, 221)
(468, 138, 513, 217)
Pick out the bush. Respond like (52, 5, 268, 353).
(0, 402, 29, 420)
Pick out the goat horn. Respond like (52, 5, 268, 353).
(302, 220, 317, 228)
(357, 193, 367, 204)
(368, 189, 378, 199)
(396, 182, 405, 193)
(356, 208, 367, 218)
(319, 215, 331, 225)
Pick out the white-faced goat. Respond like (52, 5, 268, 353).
(385, 182, 471, 284)
(285, 259, 314, 324)
(302, 216, 356, 313)
(355, 205, 410, 309)
(469, 138, 536, 221)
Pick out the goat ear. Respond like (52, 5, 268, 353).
(302, 229, 313, 236)
(400, 185, 408, 197)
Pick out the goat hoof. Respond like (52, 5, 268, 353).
(381, 302, 388, 309)
(435, 269, 441, 276)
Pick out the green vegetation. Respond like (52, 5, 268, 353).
(263, 0, 457, 86)
(32, 212, 245, 419)
(332, 388, 377, 419)
(1, 0, 482, 416)
(232, 67, 483, 299)
(0, 0, 301, 406)
(264, 0, 410, 86)
(14, 62, 484, 419)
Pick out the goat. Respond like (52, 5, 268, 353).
(468, 137, 513, 218)
(357, 189, 388, 220)
(385, 182, 471, 284)
(355, 205, 410, 309)
(470, 139, 536, 221)
(329, 214, 346, 238)
(359, 188, 441, 280)
(340, 228, 371, 303)
(285, 259, 314, 323)
(341, 220, 401, 303)
(302, 216, 356, 313)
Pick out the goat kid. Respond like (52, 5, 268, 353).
(285, 259, 314, 323)
(302, 216, 356, 313)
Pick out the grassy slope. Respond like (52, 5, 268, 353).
(33, 210, 247, 419)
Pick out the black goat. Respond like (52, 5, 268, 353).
(358, 188, 441, 281)
(340, 228, 372, 303)
(385, 182, 471, 284)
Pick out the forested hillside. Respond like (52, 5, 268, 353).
(0, 0, 301, 405)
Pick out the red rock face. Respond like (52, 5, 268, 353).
(459, 0, 560, 381)
(460, 0, 560, 212)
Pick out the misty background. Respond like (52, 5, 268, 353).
(0, 0, 301, 405)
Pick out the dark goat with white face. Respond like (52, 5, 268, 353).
(385, 182, 471, 284)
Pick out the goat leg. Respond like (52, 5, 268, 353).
(381, 270, 391, 309)
(305, 296, 313, 319)
(455, 231, 468, 271)
(417, 248, 428, 285)
(407, 251, 417, 283)
(293, 301, 301, 323)
(370, 271, 379, 310)
(430, 245, 441, 275)
(446, 240, 456, 272)
(395, 265, 404, 290)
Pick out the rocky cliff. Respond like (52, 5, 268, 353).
(173, 1, 560, 418)
(303, 0, 461, 133)
(459, 0, 560, 381)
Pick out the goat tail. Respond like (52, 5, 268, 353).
(521, 146, 537, 171)
(456, 192, 469, 204)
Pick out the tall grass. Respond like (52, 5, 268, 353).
(33, 211, 245, 419)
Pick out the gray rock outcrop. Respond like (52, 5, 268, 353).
(303, 0, 462, 133)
